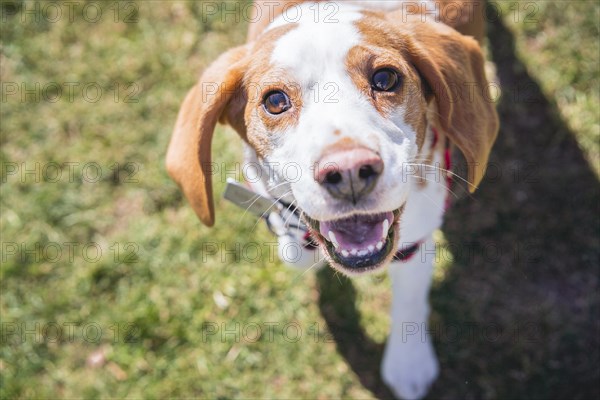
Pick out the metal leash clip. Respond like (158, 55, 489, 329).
(223, 178, 309, 238)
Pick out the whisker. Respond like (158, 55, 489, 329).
(403, 162, 476, 190)
(334, 270, 343, 285)
(298, 209, 306, 225)
(427, 109, 445, 122)
(237, 180, 290, 223)
(297, 255, 326, 279)
(261, 190, 293, 219)
(283, 199, 299, 227)
(410, 156, 436, 163)
(417, 189, 446, 212)
(260, 181, 292, 197)
(406, 175, 460, 199)
(238, 193, 270, 223)
(250, 190, 293, 232)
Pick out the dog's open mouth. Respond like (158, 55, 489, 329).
(304, 208, 402, 273)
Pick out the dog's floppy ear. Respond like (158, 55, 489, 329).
(396, 17, 499, 192)
(166, 44, 250, 226)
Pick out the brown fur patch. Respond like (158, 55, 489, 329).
(348, 15, 430, 151)
(223, 24, 301, 158)
(321, 137, 363, 156)
(390, 14, 499, 189)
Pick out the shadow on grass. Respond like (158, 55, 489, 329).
(317, 268, 395, 399)
(317, 16, 599, 400)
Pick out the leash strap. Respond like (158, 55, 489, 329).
(224, 180, 317, 250)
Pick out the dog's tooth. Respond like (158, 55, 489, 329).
(368, 245, 375, 253)
(350, 249, 358, 256)
(341, 249, 349, 257)
(327, 231, 339, 248)
(357, 249, 368, 257)
(376, 241, 384, 251)
(382, 219, 389, 239)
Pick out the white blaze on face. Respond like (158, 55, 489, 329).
(269, 4, 366, 154)
(269, 3, 362, 83)
(265, 4, 419, 221)
(269, 3, 365, 144)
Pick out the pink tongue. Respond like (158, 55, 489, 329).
(319, 212, 393, 250)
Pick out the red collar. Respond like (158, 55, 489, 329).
(393, 241, 423, 262)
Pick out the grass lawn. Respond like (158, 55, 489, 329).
(1, 1, 598, 398)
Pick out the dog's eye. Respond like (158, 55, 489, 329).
(371, 69, 400, 92)
(263, 91, 291, 115)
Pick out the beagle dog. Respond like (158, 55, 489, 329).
(167, 1, 498, 398)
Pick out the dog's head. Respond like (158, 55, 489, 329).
(167, 5, 498, 275)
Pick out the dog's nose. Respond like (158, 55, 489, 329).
(315, 147, 383, 204)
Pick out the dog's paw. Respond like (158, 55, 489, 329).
(381, 339, 439, 400)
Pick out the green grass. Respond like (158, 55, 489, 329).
(496, 0, 600, 175)
(1, 1, 598, 398)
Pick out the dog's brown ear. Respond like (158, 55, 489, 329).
(395, 17, 499, 192)
(166, 45, 249, 226)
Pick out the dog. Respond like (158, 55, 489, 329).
(167, 1, 498, 398)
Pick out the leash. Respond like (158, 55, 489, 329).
(224, 179, 318, 251)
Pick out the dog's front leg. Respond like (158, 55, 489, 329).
(382, 236, 439, 400)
